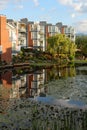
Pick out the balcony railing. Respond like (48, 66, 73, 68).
(19, 28, 26, 33)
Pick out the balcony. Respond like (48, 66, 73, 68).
(31, 26, 40, 32)
(18, 36, 26, 41)
(18, 33, 26, 37)
(19, 28, 26, 33)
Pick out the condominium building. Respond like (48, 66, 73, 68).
(27, 21, 60, 51)
(7, 19, 27, 55)
(62, 25, 75, 42)
(27, 22, 41, 50)
(47, 24, 60, 36)
(39, 21, 47, 51)
(7, 21, 18, 55)
(56, 22, 75, 42)
(0, 15, 75, 63)
(18, 21, 27, 47)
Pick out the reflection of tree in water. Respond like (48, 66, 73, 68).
(47, 65, 76, 81)
(76, 66, 87, 75)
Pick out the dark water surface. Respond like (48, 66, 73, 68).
(0, 65, 87, 107)
(0, 65, 87, 129)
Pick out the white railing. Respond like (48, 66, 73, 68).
(19, 28, 26, 32)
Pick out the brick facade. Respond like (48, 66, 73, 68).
(0, 15, 12, 63)
(27, 24, 33, 47)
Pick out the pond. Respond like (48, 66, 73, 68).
(0, 65, 87, 130)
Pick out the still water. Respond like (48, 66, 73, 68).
(0, 65, 87, 130)
(0, 65, 87, 108)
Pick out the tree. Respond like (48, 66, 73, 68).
(75, 35, 87, 57)
(47, 34, 76, 60)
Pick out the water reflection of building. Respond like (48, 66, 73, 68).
(0, 71, 12, 113)
(27, 69, 46, 97)
(0, 71, 12, 90)
(11, 74, 27, 98)
(0, 66, 76, 100)
(11, 69, 46, 98)
(0, 69, 47, 99)
(0, 71, 12, 102)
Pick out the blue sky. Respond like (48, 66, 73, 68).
(0, 0, 87, 34)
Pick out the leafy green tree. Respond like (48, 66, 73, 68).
(47, 34, 76, 60)
(75, 35, 87, 57)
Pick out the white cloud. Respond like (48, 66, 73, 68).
(15, 5, 23, 9)
(14, 0, 24, 9)
(15, 0, 39, 7)
(39, 14, 52, 22)
(51, 7, 57, 12)
(58, 0, 72, 5)
(58, 0, 87, 13)
(0, 0, 9, 10)
(33, 0, 39, 7)
(74, 20, 87, 34)
(41, 7, 45, 11)
(72, 2, 82, 12)
(0, 0, 24, 10)
(71, 13, 76, 18)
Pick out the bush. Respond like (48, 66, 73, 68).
(69, 55, 74, 61)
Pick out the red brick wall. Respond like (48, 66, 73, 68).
(46, 26, 51, 49)
(61, 27, 64, 34)
(27, 25, 33, 47)
(0, 15, 12, 63)
(46, 26, 50, 37)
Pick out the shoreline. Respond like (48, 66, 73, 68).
(0, 60, 87, 70)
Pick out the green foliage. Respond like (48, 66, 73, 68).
(68, 55, 74, 60)
(76, 35, 87, 56)
(47, 34, 76, 60)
